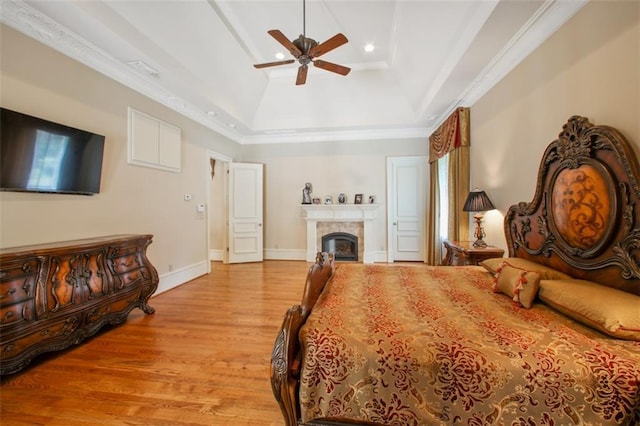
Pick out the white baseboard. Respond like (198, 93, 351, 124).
(208, 248, 387, 263)
(373, 251, 389, 263)
(152, 260, 209, 297)
(153, 248, 387, 299)
(209, 248, 307, 261)
(263, 248, 307, 260)
(209, 249, 224, 261)
(263, 249, 386, 262)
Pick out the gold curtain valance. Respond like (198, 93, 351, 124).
(428, 107, 470, 163)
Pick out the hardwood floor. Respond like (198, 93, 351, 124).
(1, 260, 312, 426)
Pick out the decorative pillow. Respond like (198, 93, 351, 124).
(481, 257, 572, 280)
(538, 279, 640, 341)
(491, 261, 541, 308)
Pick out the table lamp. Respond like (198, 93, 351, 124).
(463, 189, 495, 248)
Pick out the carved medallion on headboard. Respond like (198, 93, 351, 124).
(505, 116, 640, 295)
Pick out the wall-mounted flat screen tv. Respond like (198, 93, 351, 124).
(0, 108, 105, 195)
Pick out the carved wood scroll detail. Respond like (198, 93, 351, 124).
(0, 235, 159, 374)
(270, 252, 335, 426)
(505, 116, 640, 294)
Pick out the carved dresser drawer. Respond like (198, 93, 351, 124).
(0, 258, 41, 325)
(0, 314, 81, 361)
(109, 252, 140, 274)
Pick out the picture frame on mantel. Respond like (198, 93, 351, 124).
(354, 194, 363, 204)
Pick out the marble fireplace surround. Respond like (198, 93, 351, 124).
(302, 204, 378, 263)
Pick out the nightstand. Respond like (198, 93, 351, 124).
(442, 240, 504, 266)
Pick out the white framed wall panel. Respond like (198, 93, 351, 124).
(128, 107, 181, 172)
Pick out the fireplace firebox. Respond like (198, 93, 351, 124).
(322, 232, 358, 261)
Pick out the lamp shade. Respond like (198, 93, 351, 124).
(463, 189, 495, 212)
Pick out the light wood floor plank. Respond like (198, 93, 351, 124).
(1, 260, 310, 425)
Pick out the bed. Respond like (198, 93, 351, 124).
(271, 116, 640, 425)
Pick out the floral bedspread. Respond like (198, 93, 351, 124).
(298, 264, 640, 425)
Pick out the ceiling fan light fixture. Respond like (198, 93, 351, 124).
(252, 0, 350, 85)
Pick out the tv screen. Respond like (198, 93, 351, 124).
(0, 108, 105, 195)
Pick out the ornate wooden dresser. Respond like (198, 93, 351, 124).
(0, 234, 158, 374)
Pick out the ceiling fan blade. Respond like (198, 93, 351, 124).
(296, 65, 308, 85)
(313, 59, 351, 76)
(309, 33, 348, 58)
(268, 29, 302, 57)
(253, 59, 295, 69)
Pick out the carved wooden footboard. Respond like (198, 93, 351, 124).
(270, 252, 334, 426)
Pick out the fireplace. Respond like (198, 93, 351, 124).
(322, 232, 358, 261)
(301, 204, 379, 263)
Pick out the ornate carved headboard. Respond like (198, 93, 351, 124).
(505, 116, 640, 295)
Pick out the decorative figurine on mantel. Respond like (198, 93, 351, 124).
(302, 182, 312, 204)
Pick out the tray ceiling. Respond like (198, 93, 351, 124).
(1, 0, 586, 144)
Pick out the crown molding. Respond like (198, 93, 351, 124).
(0, 0, 419, 145)
(1, 0, 587, 145)
(240, 126, 430, 145)
(457, 0, 588, 109)
(0, 0, 242, 142)
(427, 0, 587, 132)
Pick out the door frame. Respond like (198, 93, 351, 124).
(206, 150, 232, 272)
(223, 162, 264, 264)
(386, 156, 427, 263)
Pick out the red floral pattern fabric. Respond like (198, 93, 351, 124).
(298, 264, 640, 425)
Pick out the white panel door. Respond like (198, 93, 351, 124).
(387, 156, 427, 262)
(225, 162, 264, 264)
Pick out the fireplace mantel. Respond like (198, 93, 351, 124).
(302, 204, 379, 263)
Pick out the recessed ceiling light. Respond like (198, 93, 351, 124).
(364, 43, 375, 53)
(275, 52, 285, 60)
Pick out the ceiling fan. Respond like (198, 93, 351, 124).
(253, 0, 351, 85)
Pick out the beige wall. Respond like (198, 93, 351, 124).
(0, 25, 240, 290)
(239, 139, 427, 259)
(470, 0, 640, 252)
(2, 0, 638, 276)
